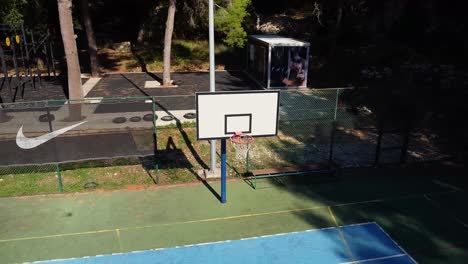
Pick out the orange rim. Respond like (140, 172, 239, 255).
(229, 134, 253, 145)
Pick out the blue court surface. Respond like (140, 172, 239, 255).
(35, 222, 416, 264)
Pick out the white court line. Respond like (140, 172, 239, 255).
(423, 194, 468, 230)
(339, 254, 408, 264)
(26, 188, 464, 263)
(82, 77, 102, 97)
(31, 222, 417, 264)
(16, 190, 460, 244)
(32, 223, 376, 263)
(432, 179, 463, 192)
(374, 223, 418, 263)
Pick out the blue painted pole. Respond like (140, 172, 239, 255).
(221, 139, 227, 203)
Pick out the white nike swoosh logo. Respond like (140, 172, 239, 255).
(16, 121, 87, 149)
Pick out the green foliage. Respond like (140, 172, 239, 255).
(0, 0, 27, 27)
(215, 0, 251, 48)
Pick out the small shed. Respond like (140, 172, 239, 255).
(246, 35, 310, 89)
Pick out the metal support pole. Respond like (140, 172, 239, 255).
(334, 89, 339, 121)
(46, 107, 53, 132)
(43, 42, 50, 77)
(246, 150, 250, 174)
(208, 0, 217, 173)
(400, 120, 411, 164)
(30, 32, 41, 88)
(16, 29, 27, 74)
(20, 24, 34, 90)
(152, 97, 159, 184)
(221, 139, 227, 204)
(0, 46, 12, 99)
(21, 24, 29, 57)
(48, 35, 56, 77)
(329, 121, 336, 165)
(374, 120, 384, 167)
(329, 89, 339, 166)
(56, 164, 63, 193)
(152, 98, 158, 152)
(11, 41, 20, 80)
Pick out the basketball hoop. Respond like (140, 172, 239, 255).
(229, 132, 254, 160)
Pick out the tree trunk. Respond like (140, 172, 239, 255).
(58, 0, 83, 120)
(163, 0, 176, 86)
(80, 0, 99, 76)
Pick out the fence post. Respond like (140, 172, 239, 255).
(56, 164, 63, 193)
(400, 119, 411, 164)
(0, 45, 13, 99)
(46, 107, 53, 131)
(221, 139, 227, 203)
(329, 121, 337, 165)
(246, 150, 250, 174)
(152, 97, 158, 152)
(374, 120, 384, 167)
(48, 32, 56, 77)
(152, 97, 159, 184)
(329, 89, 340, 165)
(334, 89, 339, 121)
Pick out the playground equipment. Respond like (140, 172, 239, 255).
(0, 23, 56, 102)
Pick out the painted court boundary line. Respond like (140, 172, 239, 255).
(374, 223, 418, 264)
(32, 223, 367, 263)
(432, 179, 463, 192)
(423, 194, 468, 230)
(34, 222, 412, 264)
(0, 189, 460, 244)
(339, 254, 408, 264)
(328, 206, 356, 263)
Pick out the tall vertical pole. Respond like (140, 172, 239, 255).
(0, 46, 12, 99)
(152, 97, 159, 184)
(208, 0, 217, 173)
(47, 106, 62, 193)
(221, 139, 227, 203)
(48, 31, 57, 77)
(334, 89, 339, 121)
(56, 164, 63, 193)
(329, 89, 339, 165)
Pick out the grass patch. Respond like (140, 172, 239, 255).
(0, 171, 57, 197)
(0, 124, 331, 197)
(136, 40, 241, 71)
(0, 126, 281, 197)
(0, 115, 351, 197)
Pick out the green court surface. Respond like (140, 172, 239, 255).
(0, 166, 466, 263)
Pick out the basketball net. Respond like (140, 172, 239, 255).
(229, 132, 254, 160)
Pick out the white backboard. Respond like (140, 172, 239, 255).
(196, 91, 280, 140)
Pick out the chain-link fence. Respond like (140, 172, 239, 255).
(0, 97, 160, 191)
(0, 90, 456, 194)
(245, 88, 348, 171)
(243, 87, 452, 172)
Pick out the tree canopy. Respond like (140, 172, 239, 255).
(0, 0, 27, 27)
(215, 0, 252, 48)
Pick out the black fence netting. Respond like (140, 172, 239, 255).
(243, 87, 454, 171)
(246, 89, 348, 170)
(0, 90, 457, 181)
(0, 97, 156, 168)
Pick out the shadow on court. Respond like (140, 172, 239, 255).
(250, 162, 468, 263)
(0, 161, 466, 263)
